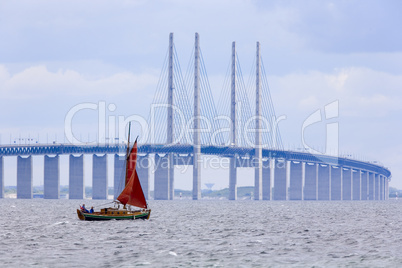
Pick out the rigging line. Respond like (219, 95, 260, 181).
(174, 71, 190, 116)
(148, 49, 169, 144)
(237, 61, 254, 110)
(199, 65, 216, 144)
(237, 66, 254, 123)
(184, 46, 195, 88)
(94, 201, 115, 208)
(261, 58, 284, 149)
(184, 77, 195, 144)
(263, 65, 276, 124)
(150, 60, 168, 101)
(236, 69, 249, 146)
(154, 73, 169, 132)
(199, 84, 209, 145)
(257, 68, 273, 148)
(219, 59, 231, 115)
(185, 49, 195, 117)
(115, 155, 127, 202)
(245, 54, 256, 111)
(206, 89, 224, 145)
(250, 59, 273, 148)
(199, 49, 222, 145)
(261, 65, 276, 123)
(174, 45, 194, 137)
(260, 58, 276, 119)
(148, 54, 168, 135)
(176, 80, 193, 124)
(218, 58, 232, 144)
(174, 45, 192, 118)
(202, 56, 225, 145)
(150, 48, 169, 105)
(255, 56, 275, 148)
(201, 97, 215, 144)
(216, 57, 231, 144)
(235, 53, 255, 147)
(173, 60, 187, 124)
(260, 83, 275, 148)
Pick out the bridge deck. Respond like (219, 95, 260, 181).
(0, 144, 391, 177)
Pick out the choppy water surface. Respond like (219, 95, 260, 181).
(1, 199, 402, 267)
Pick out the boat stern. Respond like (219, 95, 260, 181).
(146, 209, 151, 220)
(77, 209, 85, 220)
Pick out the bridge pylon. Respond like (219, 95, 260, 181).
(193, 32, 201, 200)
(229, 41, 237, 200)
(167, 32, 174, 200)
(254, 42, 263, 200)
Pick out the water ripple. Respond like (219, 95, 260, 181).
(1, 199, 402, 267)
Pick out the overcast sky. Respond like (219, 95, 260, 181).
(1, 0, 401, 190)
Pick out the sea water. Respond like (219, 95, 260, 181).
(0, 199, 402, 267)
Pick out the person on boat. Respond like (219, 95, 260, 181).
(90, 207, 94, 213)
(81, 204, 89, 213)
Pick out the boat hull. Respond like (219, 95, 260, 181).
(77, 209, 151, 221)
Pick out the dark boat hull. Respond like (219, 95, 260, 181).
(77, 209, 151, 221)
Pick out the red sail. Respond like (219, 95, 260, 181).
(125, 146, 137, 186)
(117, 140, 147, 209)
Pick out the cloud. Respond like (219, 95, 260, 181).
(282, 1, 402, 53)
(0, 64, 159, 100)
(299, 95, 319, 109)
(270, 67, 402, 119)
(0, 64, 158, 137)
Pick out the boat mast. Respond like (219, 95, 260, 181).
(125, 122, 132, 187)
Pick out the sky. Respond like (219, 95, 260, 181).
(0, 0, 401, 190)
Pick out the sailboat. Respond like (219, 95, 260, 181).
(77, 127, 151, 221)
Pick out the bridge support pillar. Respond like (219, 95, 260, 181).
(304, 163, 317, 200)
(17, 156, 33, 199)
(44, 155, 60, 199)
(318, 164, 330, 200)
(386, 178, 389, 200)
(273, 159, 287, 200)
(361, 170, 368, 200)
(289, 161, 302, 200)
(154, 154, 170, 200)
(368, 172, 374, 200)
(0, 156, 3, 198)
(262, 159, 271, 200)
(380, 175, 384, 200)
(375, 174, 380, 200)
(331, 166, 342, 200)
(92, 154, 107, 200)
(69, 154, 84, 199)
(254, 156, 262, 200)
(342, 168, 352, 200)
(193, 152, 201, 200)
(168, 154, 174, 200)
(353, 170, 361, 200)
(229, 157, 237, 200)
(138, 155, 150, 200)
(383, 176, 387, 200)
(114, 154, 125, 199)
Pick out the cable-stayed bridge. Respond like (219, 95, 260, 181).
(0, 33, 391, 201)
